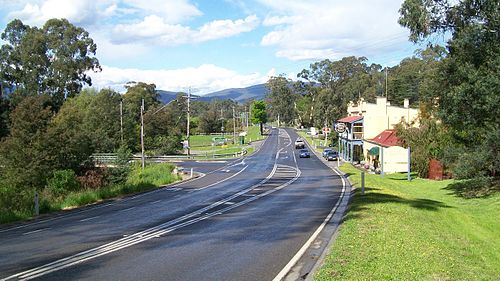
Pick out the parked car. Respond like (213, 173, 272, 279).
(322, 148, 333, 158)
(299, 149, 310, 158)
(325, 150, 338, 161)
(295, 138, 305, 149)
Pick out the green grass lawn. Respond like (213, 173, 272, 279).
(315, 164, 499, 280)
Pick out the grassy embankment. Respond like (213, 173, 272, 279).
(0, 163, 180, 224)
(315, 164, 499, 280)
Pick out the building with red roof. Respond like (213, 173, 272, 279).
(335, 97, 418, 174)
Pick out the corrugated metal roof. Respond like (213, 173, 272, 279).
(368, 129, 400, 147)
(337, 115, 363, 123)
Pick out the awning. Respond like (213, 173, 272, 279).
(368, 146, 380, 156)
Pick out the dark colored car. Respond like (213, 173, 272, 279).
(325, 150, 338, 161)
(322, 148, 333, 158)
(299, 149, 310, 158)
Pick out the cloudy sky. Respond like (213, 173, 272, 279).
(0, 0, 432, 94)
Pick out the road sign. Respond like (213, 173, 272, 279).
(334, 123, 346, 133)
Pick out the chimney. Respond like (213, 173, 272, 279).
(404, 98, 409, 108)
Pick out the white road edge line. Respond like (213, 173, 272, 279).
(79, 216, 100, 222)
(272, 131, 347, 281)
(22, 228, 49, 236)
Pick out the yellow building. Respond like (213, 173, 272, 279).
(337, 97, 419, 173)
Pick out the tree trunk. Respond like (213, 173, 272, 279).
(259, 123, 263, 135)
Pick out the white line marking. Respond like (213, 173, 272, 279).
(195, 165, 248, 191)
(151, 200, 162, 204)
(22, 228, 49, 236)
(120, 207, 136, 212)
(79, 216, 100, 222)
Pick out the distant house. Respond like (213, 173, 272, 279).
(336, 96, 419, 173)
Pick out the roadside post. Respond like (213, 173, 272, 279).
(408, 146, 411, 181)
(334, 122, 346, 168)
(361, 171, 365, 195)
(190, 168, 193, 178)
(34, 191, 39, 216)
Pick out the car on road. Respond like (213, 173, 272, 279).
(298, 149, 310, 158)
(322, 148, 333, 158)
(325, 150, 338, 161)
(295, 138, 305, 149)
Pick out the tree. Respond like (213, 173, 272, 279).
(0, 95, 55, 202)
(251, 100, 267, 135)
(0, 19, 101, 110)
(298, 56, 372, 127)
(122, 82, 160, 151)
(266, 76, 298, 126)
(399, 0, 500, 178)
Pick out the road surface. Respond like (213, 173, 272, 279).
(0, 128, 347, 281)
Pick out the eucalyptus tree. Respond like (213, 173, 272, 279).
(266, 75, 298, 126)
(399, 0, 499, 179)
(0, 19, 101, 110)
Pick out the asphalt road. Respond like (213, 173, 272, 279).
(0, 128, 346, 281)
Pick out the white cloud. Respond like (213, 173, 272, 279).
(7, 0, 109, 26)
(122, 0, 202, 23)
(111, 15, 259, 46)
(262, 15, 300, 26)
(258, 0, 411, 61)
(88, 64, 270, 94)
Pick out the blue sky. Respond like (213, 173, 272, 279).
(0, 0, 436, 94)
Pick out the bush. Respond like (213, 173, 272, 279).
(46, 169, 80, 197)
(77, 167, 109, 189)
(127, 163, 180, 186)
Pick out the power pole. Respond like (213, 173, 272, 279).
(232, 106, 236, 144)
(220, 108, 225, 136)
(186, 88, 191, 156)
(140, 98, 145, 170)
(120, 99, 123, 144)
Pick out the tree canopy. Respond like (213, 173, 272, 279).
(0, 18, 101, 110)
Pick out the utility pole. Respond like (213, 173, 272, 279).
(246, 109, 249, 130)
(120, 99, 123, 144)
(186, 88, 191, 157)
(385, 67, 388, 98)
(232, 106, 236, 144)
(140, 98, 145, 170)
(220, 108, 225, 136)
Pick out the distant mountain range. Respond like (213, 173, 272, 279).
(157, 84, 268, 104)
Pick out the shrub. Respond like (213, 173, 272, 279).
(46, 169, 80, 197)
(77, 167, 109, 189)
(127, 163, 180, 186)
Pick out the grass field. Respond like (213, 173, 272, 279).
(315, 164, 500, 280)
(189, 125, 264, 156)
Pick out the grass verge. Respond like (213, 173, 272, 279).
(0, 163, 181, 224)
(315, 164, 500, 280)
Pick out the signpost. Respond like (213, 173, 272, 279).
(334, 123, 346, 167)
